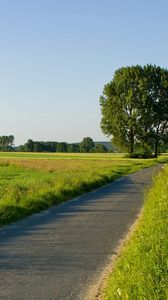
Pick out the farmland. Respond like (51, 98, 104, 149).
(0, 152, 167, 226)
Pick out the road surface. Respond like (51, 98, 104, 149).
(0, 165, 161, 300)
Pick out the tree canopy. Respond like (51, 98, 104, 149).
(0, 135, 14, 151)
(100, 64, 168, 157)
(79, 137, 94, 153)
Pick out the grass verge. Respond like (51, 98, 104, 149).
(102, 164, 168, 300)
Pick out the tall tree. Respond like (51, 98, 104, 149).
(25, 139, 34, 152)
(8, 135, 14, 147)
(80, 137, 94, 153)
(100, 65, 168, 157)
(138, 65, 168, 157)
(100, 65, 143, 154)
(0, 135, 14, 151)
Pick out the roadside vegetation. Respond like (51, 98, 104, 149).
(0, 153, 167, 226)
(102, 164, 168, 300)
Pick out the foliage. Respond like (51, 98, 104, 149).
(100, 64, 168, 157)
(56, 142, 67, 152)
(67, 143, 80, 152)
(92, 143, 108, 153)
(103, 165, 168, 300)
(79, 137, 95, 152)
(18, 138, 106, 153)
(22, 140, 58, 152)
(0, 135, 14, 151)
(24, 139, 34, 152)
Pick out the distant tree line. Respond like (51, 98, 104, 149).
(0, 135, 14, 151)
(17, 137, 110, 153)
(0, 135, 167, 153)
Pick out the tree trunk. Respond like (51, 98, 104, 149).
(154, 140, 158, 158)
(129, 128, 134, 154)
(154, 125, 160, 158)
(130, 142, 134, 154)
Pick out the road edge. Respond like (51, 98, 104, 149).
(86, 164, 164, 300)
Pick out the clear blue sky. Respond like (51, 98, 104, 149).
(0, 0, 168, 145)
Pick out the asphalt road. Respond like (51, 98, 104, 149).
(0, 165, 161, 300)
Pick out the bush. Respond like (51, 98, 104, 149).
(129, 149, 154, 159)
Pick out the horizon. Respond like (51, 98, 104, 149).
(1, 0, 168, 145)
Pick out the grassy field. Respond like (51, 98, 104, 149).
(0, 152, 167, 227)
(0, 152, 124, 159)
(102, 164, 168, 300)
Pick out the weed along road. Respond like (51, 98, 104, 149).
(0, 165, 162, 300)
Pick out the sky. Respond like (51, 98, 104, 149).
(0, 0, 168, 145)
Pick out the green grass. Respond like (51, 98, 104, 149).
(0, 153, 167, 227)
(102, 164, 168, 300)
